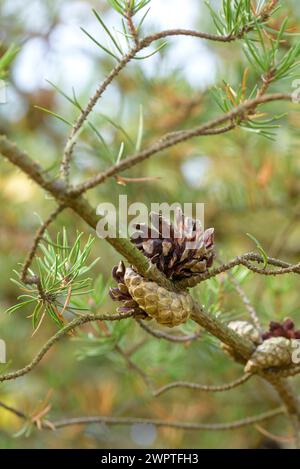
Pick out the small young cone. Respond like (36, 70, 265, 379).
(227, 321, 261, 345)
(124, 267, 193, 327)
(262, 318, 300, 340)
(245, 337, 293, 373)
(221, 320, 261, 362)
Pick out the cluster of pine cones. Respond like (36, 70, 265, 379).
(109, 209, 299, 373)
(109, 211, 214, 326)
(225, 319, 300, 373)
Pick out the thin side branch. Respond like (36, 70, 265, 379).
(0, 311, 133, 383)
(0, 401, 285, 434)
(0, 401, 27, 420)
(136, 318, 201, 343)
(50, 406, 285, 432)
(114, 343, 153, 390)
(60, 46, 141, 182)
(225, 269, 262, 331)
(264, 376, 300, 446)
(154, 373, 252, 397)
(177, 252, 300, 289)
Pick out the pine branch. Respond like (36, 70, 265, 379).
(60, 45, 140, 183)
(0, 136, 260, 360)
(225, 269, 262, 331)
(264, 376, 300, 442)
(177, 252, 300, 289)
(0, 400, 285, 434)
(60, 0, 279, 183)
(0, 401, 27, 420)
(49, 406, 285, 432)
(0, 311, 133, 383)
(136, 318, 201, 343)
(154, 373, 252, 397)
(114, 343, 153, 389)
(69, 93, 292, 196)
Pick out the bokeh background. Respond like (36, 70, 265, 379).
(1, 0, 300, 449)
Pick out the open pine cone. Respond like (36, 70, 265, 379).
(130, 210, 214, 280)
(262, 318, 300, 340)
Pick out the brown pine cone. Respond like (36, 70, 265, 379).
(124, 267, 193, 327)
(130, 209, 214, 280)
(244, 337, 295, 373)
(109, 261, 148, 319)
(227, 321, 261, 345)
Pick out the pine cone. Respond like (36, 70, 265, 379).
(227, 321, 261, 345)
(244, 337, 295, 373)
(262, 318, 300, 340)
(109, 261, 148, 319)
(124, 267, 193, 327)
(131, 209, 214, 280)
(221, 320, 261, 362)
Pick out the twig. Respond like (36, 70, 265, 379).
(50, 406, 285, 432)
(60, 46, 141, 182)
(0, 402, 285, 434)
(225, 269, 262, 331)
(241, 260, 300, 276)
(124, 338, 148, 357)
(0, 401, 27, 420)
(162, 122, 236, 141)
(0, 398, 55, 431)
(154, 373, 252, 397)
(125, 3, 139, 46)
(176, 252, 300, 289)
(291, 415, 300, 449)
(136, 318, 201, 343)
(255, 424, 293, 444)
(114, 343, 153, 390)
(0, 311, 133, 383)
(266, 377, 300, 448)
